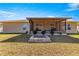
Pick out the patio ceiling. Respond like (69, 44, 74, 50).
(27, 17, 71, 22)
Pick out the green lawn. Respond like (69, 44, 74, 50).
(0, 34, 21, 41)
(69, 35, 79, 39)
(0, 34, 79, 56)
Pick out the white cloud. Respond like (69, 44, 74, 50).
(66, 3, 79, 11)
(67, 19, 73, 21)
(47, 16, 56, 17)
(0, 10, 16, 18)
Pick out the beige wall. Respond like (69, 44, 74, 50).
(0, 23, 3, 32)
(32, 21, 78, 33)
(66, 22, 77, 33)
(0, 21, 78, 33)
(31, 19, 66, 31)
(3, 22, 30, 33)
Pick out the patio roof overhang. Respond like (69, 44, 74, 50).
(26, 17, 71, 33)
(26, 17, 71, 22)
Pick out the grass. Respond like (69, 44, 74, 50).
(69, 35, 79, 39)
(0, 34, 79, 56)
(1, 42, 79, 56)
(0, 34, 21, 41)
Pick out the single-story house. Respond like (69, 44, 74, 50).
(0, 17, 78, 34)
(27, 17, 78, 34)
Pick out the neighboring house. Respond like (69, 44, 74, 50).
(0, 20, 30, 33)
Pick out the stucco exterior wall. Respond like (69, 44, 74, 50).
(0, 20, 78, 34)
(3, 22, 30, 33)
(30, 19, 66, 31)
(0, 23, 3, 33)
(66, 22, 77, 33)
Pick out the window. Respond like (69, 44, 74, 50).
(23, 27, 26, 30)
(50, 23, 54, 26)
(22, 24, 27, 30)
(67, 24, 71, 30)
(0, 24, 3, 27)
(36, 24, 40, 26)
(36, 24, 42, 26)
(50, 24, 54, 26)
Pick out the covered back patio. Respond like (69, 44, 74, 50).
(27, 17, 70, 35)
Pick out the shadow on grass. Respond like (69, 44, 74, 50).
(1, 34, 31, 42)
(51, 35, 79, 43)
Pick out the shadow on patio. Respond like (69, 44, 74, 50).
(1, 34, 30, 42)
(51, 35, 79, 43)
(1, 34, 79, 43)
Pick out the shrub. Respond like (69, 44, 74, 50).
(33, 30, 37, 35)
(41, 30, 46, 35)
(25, 31, 28, 34)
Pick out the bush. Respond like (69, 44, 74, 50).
(41, 30, 46, 35)
(25, 31, 28, 34)
(33, 30, 37, 35)
(50, 28, 56, 35)
(59, 32, 62, 35)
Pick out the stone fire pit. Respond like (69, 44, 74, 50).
(28, 34, 51, 43)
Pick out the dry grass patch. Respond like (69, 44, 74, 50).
(0, 43, 79, 56)
(0, 34, 79, 56)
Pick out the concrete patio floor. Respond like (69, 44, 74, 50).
(1, 34, 79, 43)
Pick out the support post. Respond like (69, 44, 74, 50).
(59, 21, 61, 31)
(65, 19, 66, 32)
(29, 19, 33, 34)
(29, 20, 31, 34)
(56, 19, 57, 31)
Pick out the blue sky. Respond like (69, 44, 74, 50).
(0, 3, 79, 21)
